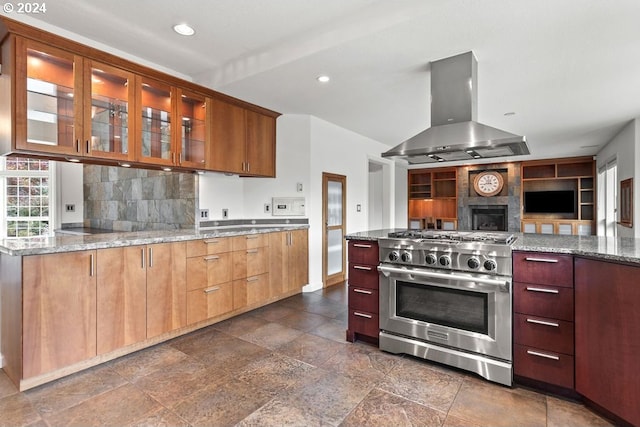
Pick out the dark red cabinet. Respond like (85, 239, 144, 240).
(346, 240, 379, 344)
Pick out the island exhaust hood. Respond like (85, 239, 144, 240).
(382, 51, 529, 164)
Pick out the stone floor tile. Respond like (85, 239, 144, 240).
(442, 413, 484, 427)
(0, 370, 18, 399)
(309, 318, 350, 342)
(107, 343, 190, 382)
(303, 300, 346, 318)
(210, 312, 266, 337)
(447, 378, 547, 427)
(43, 383, 161, 427)
(340, 388, 447, 427)
(377, 356, 463, 412)
(236, 353, 316, 396)
(250, 303, 300, 321)
(239, 321, 304, 350)
(127, 406, 191, 427)
(322, 345, 402, 384)
(25, 364, 127, 416)
(546, 395, 615, 427)
(273, 310, 332, 332)
(235, 396, 329, 427)
(0, 393, 41, 427)
(276, 333, 348, 367)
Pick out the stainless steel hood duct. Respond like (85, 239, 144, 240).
(382, 51, 529, 164)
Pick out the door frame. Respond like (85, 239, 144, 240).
(322, 172, 347, 287)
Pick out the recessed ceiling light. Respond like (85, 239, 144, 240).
(504, 112, 516, 116)
(173, 23, 195, 36)
(317, 75, 330, 83)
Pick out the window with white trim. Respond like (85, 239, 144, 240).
(0, 157, 55, 238)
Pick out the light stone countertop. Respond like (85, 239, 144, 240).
(0, 225, 309, 256)
(346, 229, 640, 266)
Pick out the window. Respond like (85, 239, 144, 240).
(0, 157, 55, 238)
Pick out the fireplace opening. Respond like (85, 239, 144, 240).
(471, 206, 507, 231)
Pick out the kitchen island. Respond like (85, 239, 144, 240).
(0, 224, 309, 391)
(346, 229, 640, 426)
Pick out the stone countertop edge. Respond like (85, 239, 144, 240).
(345, 229, 640, 266)
(0, 225, 310, 256)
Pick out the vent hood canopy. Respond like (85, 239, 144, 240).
(382, 51, 529, 164)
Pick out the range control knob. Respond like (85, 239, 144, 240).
(439, 255, 451, 267)
(425, 253, 438, 265)
(400, 251, 412, 263)
(484, 259, 497, 271)
(388, 251, 400, 262)
(467, 257, 481, 269)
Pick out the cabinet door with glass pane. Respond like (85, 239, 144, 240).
(177, 89, 208, 169)
(137, 76, 176, 167)
(15, 39, 83, 155)
(83, 60, 136, 161)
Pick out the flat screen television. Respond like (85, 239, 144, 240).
(524, 190, 575, 214)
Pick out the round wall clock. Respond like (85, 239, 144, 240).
(473, 171, 504, 197)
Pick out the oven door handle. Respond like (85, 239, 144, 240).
(377, 265, 509, 288)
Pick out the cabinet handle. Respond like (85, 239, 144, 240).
(242, 162, 245, 172)
(524, 257, 559, 263)
(203, 239, 220, 244)
(204, 255, 220, 261)
(353, 312, 372, 319)
(171, 152, 175, 164)
(288, 232, 293, 246)
(246, 235, 259, 240)
(89, 253, 94, 277)
(148, 247, 153, 267)
(247, 162, 250, 172)
(86, 140, 90, 153)
(247, 249, 259, 254)
(178, 153, 182, 165)
(247, 276, 259, 282)
(526, 318, 559, 328)
(204, 286, 220, 294)
(526, 349, 560, 361)
(353, 265, 372, 271)
(525, 287, 559, 294)
(76, 139, 81, 153)
(353, 243, 372, 248)
(353, 288, 372, 295)
(141, 248, 145, 268)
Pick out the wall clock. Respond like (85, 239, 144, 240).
(473, 171, 504, 197)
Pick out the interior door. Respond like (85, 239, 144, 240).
(322, 172, 346, 287)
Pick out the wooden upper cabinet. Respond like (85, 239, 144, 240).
(136, 76, 176, 166)
(14, 38, 84, 155)
(177, 89, 209, 169)
(83, 60, 136, 161)
(246, 110, 276, 177)
(209, 97, 246, 174)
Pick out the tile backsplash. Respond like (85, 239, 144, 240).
(83, 165, 196, 231)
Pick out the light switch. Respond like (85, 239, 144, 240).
(356, 204, 361, 212)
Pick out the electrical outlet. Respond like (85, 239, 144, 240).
(65, 204, 75, 212)
(222, 208, 229, 219)
(264, 203, 271, 213)
(199, 209, 209, 219)
(356, 204, 361, 212)
(297, 182, 303, 192)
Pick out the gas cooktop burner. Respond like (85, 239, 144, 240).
(387, 230, 516, 245)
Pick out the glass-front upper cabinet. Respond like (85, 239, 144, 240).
(138, 77, 175, 166)
(177, 89, 208, 169)
(84, 61, 136, 161)
(16, 39, 83, 155)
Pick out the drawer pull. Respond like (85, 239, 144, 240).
(353, 312, 372, 319)
(353, 265, 372, 271)
(526, 287, 559, 294)
(203, 239, 220, 244)
(526, 318, 559, 328)
(353, 244, 372, 248)
(204, 286, 220, 294)
(204, 255, 220, 261)
(247, 249, 259, 254)
(527, 350, 560, 361)
(247, 276, 260, 282)
(524, 257, 559, 263)
(353, 288, 373, 295)
(246, 235, 259, 240)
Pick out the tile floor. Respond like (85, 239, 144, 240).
(0, 283, 614, 427)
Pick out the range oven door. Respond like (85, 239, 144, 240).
(379, 264, 512, 362)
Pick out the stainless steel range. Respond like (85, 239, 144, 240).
(378, 230, 516, 386)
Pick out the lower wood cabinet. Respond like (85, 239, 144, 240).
(269, 229, 309, 296)
(346, 240, 379, 343)
(187, 281, 234, 324)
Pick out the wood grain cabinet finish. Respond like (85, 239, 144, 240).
(346, 240, 380, 343)
(574, 257, 640, 427)
(269, 230, 309, 297)
(22, 251, 97, 378)
(231, 234, 270, 309)
(512, 250, 575, 389)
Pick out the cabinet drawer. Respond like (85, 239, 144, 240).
(349, 286, 379, 313)
(186, 252, 233, 291)
(514, 313, 574, 355)
(348, 263, 379, 289)
(186, 237, 231, 257)
(514, 282, 574, 321)
(348, 309, 379, 338)
(348, 241, 379, 265)
(232, 234, 268, 251)
(514, 344, 574, 389)
(232, 247, 269, 280)
(513, 252, 573, 287)
(187, 281, 234, 325)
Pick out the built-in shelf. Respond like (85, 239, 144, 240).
(408, 168, 458, 229)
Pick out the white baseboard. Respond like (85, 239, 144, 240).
(302, 281, 323, 293)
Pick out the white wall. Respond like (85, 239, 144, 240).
(394, 163, 408, 228)
(198, 114, 398, 291)
(596, 118, 639, 238)
(56, 161, 84, 226)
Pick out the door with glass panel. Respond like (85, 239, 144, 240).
(177, 89, 208, 169)
(16, 39, 83, 155)
(323, 173, 347, 287)
(83, 60, 136, 161)
(137, 76, 176, 166)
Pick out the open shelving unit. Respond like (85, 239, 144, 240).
(520, 157, 595, 235)
(408, 168, 458, 230)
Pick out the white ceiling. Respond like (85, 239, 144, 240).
(4, 0, 640, 165)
